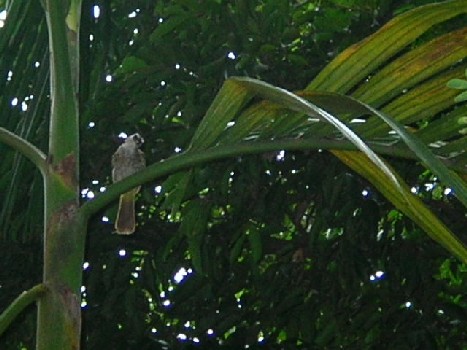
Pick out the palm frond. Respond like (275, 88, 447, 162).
(164, 0, 467, 261)
(0, 1, 49, 242)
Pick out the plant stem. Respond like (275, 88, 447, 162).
(80, 137, 419, 220)
(0, 284, 47, 336)
(37, 0, 83, 349)
(0, 127, 47, 176)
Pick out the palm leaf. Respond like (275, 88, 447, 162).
(0, 1, 49, 242)
(165, 0, 467, 262)
(182, 77, 467, 262)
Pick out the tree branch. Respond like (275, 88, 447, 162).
(0, 284, 48, 336)
(0, 127, 47, 176)
(79, 137, 434, 220)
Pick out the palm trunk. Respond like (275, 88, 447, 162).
(36, 1, 84, 349)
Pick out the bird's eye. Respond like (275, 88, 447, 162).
(131, 133, 144, 145)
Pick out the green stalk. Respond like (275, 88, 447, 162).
(0, 127, 47, 176)
(0, 284, 47, 336)
(37, 0, 84, 349)
(80, 137, 419, 219)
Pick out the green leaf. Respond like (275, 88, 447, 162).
(160, 171, 192, 215)
(231, 77, 404, 196)
(189, 79, 253, 150)
(454, 90, 467, 103)
(352, 27, 467, 107)
(179, 199, 211, 239)
(149, 13, 192, 42)
(307, 0, 467, 93)
(116, 56, 149, 75)
(247, 224, 262, 263)
(185, 76, 467, 262)
(354, 98, 467, 208)
(179, 199, 212, 273)
(447, 78, 467, 90)
(333, 150, 467, 263)
(229, 233, 246, 264)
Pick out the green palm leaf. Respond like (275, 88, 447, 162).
(168, 0, 467, 262)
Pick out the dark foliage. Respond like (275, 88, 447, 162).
(1, 0, 465, 349)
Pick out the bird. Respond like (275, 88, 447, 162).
(111, 133, 146, 234)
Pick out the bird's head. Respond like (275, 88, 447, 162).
(126, 133, 144, 148)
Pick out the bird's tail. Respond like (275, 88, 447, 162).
(115, 189, 138, 235)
